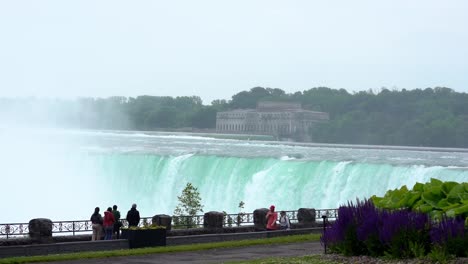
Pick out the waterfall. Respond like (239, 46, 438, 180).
(1, 128, 467, 223)
(84, 154, 468, 217)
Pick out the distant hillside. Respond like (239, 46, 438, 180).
(1, 86, 467, 147)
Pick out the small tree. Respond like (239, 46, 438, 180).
(236, 201, 245, 227)
(173, 182, 204, 228)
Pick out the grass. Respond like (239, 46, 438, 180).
(228, 255, 340, 264)
(0, 234, 321, 264)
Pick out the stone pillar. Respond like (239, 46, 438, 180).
(253, 208, 269, 230)
(152, 214, 172, 231)
(28, 218, 53, 243)
(203, 211, 224, 229)
(297, 208, 316, 227)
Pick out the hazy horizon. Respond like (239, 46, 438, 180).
(1, 0, 467, 104)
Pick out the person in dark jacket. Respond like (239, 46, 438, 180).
(112, 205, 122, 239)
(90, 207, 103, 241)
(126, 203, 140, 227)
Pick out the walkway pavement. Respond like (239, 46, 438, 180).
(38, 241, 323, 264)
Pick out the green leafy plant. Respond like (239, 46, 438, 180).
(371, 178, 468, 223)
(427, 245, 451, 264)
(173, 182, 204, 228)
(409, 241, 426, 259)
(222, 211, 233, 227)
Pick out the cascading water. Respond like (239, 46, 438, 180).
(1, 128, 467, 223)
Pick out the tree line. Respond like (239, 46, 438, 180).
(1, 86, 467, 147)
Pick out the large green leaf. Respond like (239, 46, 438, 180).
(453, 204, 468, 215)
(459, 193, 468, 201)
(415, 204, 433, 213)
(405, 191, 422, 208)
(441, 181, 458, 196)
(370, 195, 383, 206)
(413, 182, 424, 192)
(436, 198, 450, 208)
(447, 184, 465, 203)
(430, 178, 443, 186)
(421, 189, 442, 208)
(441, 203, 461, 211)
(430, 185, 443, 196)
(380, 186, 409, 209)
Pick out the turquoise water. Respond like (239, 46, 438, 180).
(1, 128, 467, 223)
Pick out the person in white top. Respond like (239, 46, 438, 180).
(279, 211, 290, 230)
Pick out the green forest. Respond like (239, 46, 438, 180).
(1, 86, 468, 148)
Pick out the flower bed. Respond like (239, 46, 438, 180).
(321, 199, 467, 262)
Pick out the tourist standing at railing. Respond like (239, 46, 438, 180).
(265, 205, 278, 230)
(126, 203, 140, 227)
(112, 205, 122, 239)
(103, 207, 115, 240)
(90, 207, 103, 241)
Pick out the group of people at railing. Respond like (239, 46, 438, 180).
(90, 203, 140, 241)
(265, 205, 291, 231)
(0, 207, 337, 239)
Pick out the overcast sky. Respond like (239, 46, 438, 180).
(0, 0, 467, 104)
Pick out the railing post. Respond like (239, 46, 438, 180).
(322, 214, 327, 254)
(73, 221, 75, 236)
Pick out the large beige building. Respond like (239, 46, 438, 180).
(216, 101, 329, 141)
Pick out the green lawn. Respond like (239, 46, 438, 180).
(0, 234, 321, 264)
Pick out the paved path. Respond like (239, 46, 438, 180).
(38, 241, 323, 264)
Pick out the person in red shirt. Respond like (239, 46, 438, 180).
(103, 207, 115, 240)
(266, 205, 278, 230)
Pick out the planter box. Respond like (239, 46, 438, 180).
(121, 229, 166, 249)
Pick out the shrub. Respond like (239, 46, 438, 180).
(321, 199, 376, 256)
(430, 216, 467, 257)
(371, 178, 468, 223)
(378, 210, 430, 258)
(321, 199, 432, 258)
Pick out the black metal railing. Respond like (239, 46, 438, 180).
(0, 208, 338, 238)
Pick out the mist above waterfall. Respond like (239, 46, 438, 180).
(0, 97, 132, 130)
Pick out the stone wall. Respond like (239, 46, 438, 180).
(0, 240, 129, 258)
(0, 228, 322, 258)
